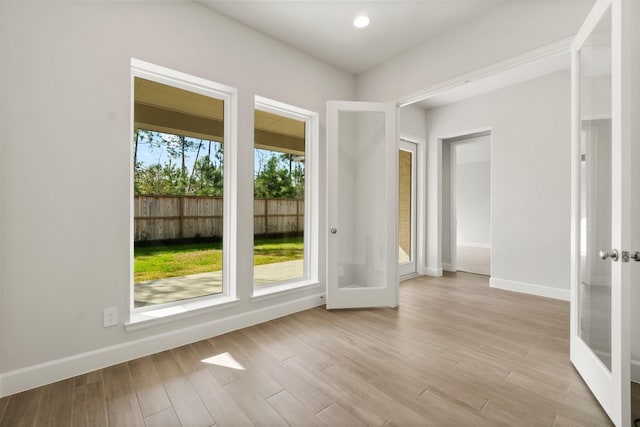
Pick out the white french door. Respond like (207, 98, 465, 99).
(570, 0, 631, 425)
(326, 101, 399, 309)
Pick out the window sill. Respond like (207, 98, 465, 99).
(251, 280, 322, 302)
(125, 296, 241, 332)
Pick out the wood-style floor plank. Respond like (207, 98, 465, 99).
(189, 339, 243, 387)
(128, 356, 172, 418)
(235, 330, 334, 413)
(0, 397, 7, 423)
(281, 355, 386, 426)
(208, 333, 283, 399)
(0, 388, 42, 427)
(150, 351, 214, 427)
(102, 363, 145, 427)
(240, 320, 296, 362)
(169, 344, 253, 427)
(143, 407, 181, 427)
(35, 378, 74, 427)
(553, 414, 587, 427)
(222, 378, 288, 427)
(315, 402, 367, 427)
(266, 389, 326, 427)
(325, 363, 432, 426)
(1, 272, 629, 427)
(71, 381, 108, 427)
(74, 370, 103, 386)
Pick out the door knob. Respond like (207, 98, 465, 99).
(330, 227, 337, 234)
(630, 252, 640, 262)
(599, 249, 619, 261)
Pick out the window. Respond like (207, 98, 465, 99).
(131, 60, 236, 311)
(253, 97, 318, 291)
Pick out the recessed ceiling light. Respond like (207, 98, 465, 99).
(353, 14, 370, 29)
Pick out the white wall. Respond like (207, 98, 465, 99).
(359, 0, 592, 281)
(400, 105, 428, 141)
(456, 140, 491, 247)
(356, 0, 593, 102)
(424, 70, 572, 299)
(0, 0, 354, 396)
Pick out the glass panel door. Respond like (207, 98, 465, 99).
(570, 1, 630, 425)
(578, 6, 612, 370)
(579, 120, 613, 369)
(326, 101, 399, 309)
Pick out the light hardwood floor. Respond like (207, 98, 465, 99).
(0, 272, 627, 426)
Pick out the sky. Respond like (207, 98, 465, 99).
(136, 133, 219, 172)
(135, 131, 299, 175)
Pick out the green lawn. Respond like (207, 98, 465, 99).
(134, 236, 303, 283)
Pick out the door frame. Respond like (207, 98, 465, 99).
(437, 128, 492, 274)
(399, 138, 418, 279)
(447, 132, 492, 276)
(397, 38, 572, 279)
(569, 0, 631, 425)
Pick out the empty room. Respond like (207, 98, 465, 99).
(1, 0, 639, 426)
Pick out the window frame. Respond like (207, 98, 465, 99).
(252, 96, 319, 296)
(128, 59, 238, 322)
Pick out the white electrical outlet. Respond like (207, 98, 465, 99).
(103, 307, 118, 327)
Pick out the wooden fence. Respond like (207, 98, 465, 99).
(134, 195, 304, 242)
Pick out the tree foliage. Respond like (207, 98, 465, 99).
(134, 130, 224, 196)
(134, 130, 304, 198)
(253, 152, 304, 198)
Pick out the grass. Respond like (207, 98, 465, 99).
(134, 236, 303, 283)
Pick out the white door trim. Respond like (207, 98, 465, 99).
(401, 134, 428, 277)
(399, 138, 418, 279)
(397, 38, 572, 108)
(439, 129, 492, 275)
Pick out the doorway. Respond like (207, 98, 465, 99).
(399, 139, 417, 278)
(445, 132, 491, 276)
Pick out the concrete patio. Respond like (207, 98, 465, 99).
(135, 259, 304, 307)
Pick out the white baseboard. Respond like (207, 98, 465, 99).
(490, 277, 570, 301)
(632, 359, 640, 383)
(424, 267, 443, 277)
(0, 293, 325, 399)
(457, 242, 491, 249)
(400, 272, 420, 282)
(442, 263, 455, 272)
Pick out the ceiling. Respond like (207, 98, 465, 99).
(199, 0, 507, 74)
(134, 77, 305, 153)
(415, 48, 571, 109)
(134, 77, 224, 142)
